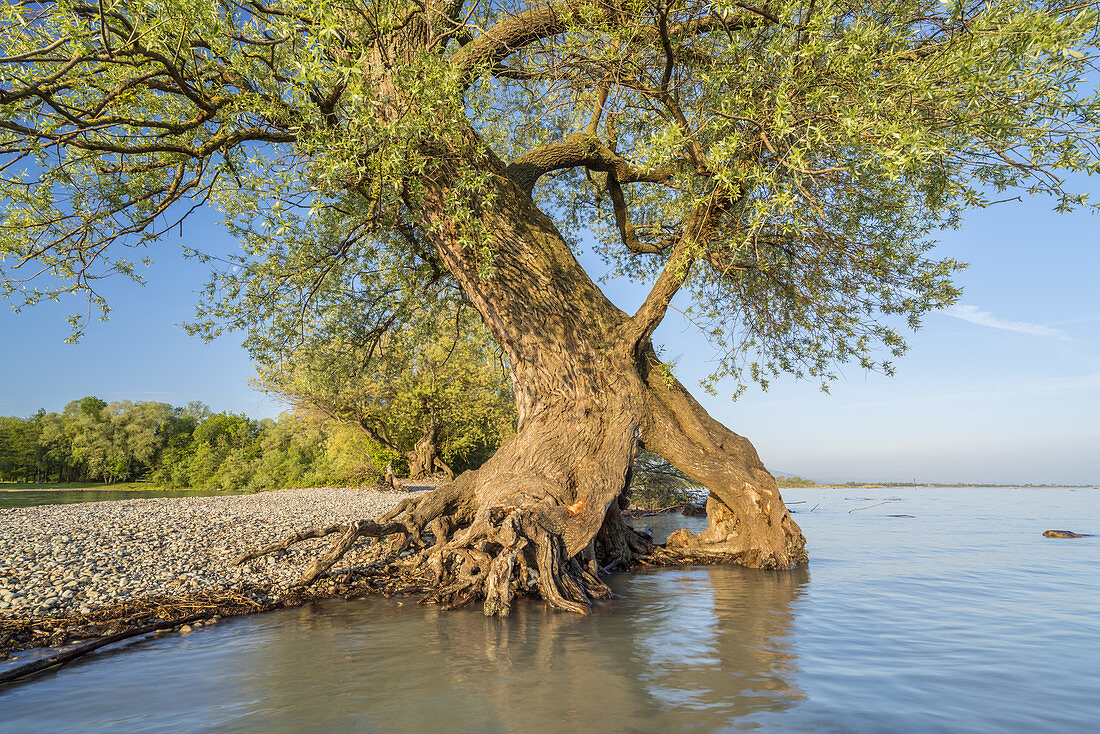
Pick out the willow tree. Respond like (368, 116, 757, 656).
(252, 302, 517, 479)
(2, 0, 1098, 614)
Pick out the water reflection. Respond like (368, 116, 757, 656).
(627, 566, 809, 720)
(0, 489, 251, 509)
(222, 562, 808, 733)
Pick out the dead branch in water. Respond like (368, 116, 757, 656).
(622, 502, 705, 518)
(849, 500, 902, 513)
(0, 613, 210, 685)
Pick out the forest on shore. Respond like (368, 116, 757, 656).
(0, 394, 702, 506)
(0, 397, 413, 490)
(0, 308, 521, 491)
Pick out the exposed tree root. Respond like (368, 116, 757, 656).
(233, 523, 350, 565)
(233, 519, 407, 586)
(234, 364, 808, 617)
(234, 485, 689, 617)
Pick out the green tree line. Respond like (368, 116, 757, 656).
(0, 397, 438, 490)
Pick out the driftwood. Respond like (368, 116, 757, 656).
(0, 613, 209, 685)
(849, 499, 902, 513)
(622, 502, 706, 518)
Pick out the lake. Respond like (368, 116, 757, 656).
(0, 488, 253, 509)
(1, 487, 1097, 731)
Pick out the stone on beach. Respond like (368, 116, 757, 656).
(0, 487, 407, 619)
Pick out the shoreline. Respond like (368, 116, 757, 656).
(7, 482, 1092, 668)
(0, 484, 692, 665)
(0, 486, 413, 659)
(0, 575, 402, 668)
(0, 485, 179, 493)
(0, 480, 444, 493)
(6, 482, 1095, 494)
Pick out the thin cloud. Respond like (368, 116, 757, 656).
(810, 373, 1100, 411)
(943, 304, 1070, 340)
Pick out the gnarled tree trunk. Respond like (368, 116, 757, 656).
(403, 420, 454, 481)
(241, 134, 806, 615)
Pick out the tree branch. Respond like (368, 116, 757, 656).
(622, 193, 735, 347)
(453, 2, 771, 91)
(506, 131, 675, 193)
(605, 173, 678, 255)
(451, 2, 578, 88)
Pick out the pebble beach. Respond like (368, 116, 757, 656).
(0, 487, 408, 618)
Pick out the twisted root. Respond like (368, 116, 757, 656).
(235, 486, 674, 616)
(234, 519, 407, 586)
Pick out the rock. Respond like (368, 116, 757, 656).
(1043, 529, 1091, 538)
(178, 625, 193, 633)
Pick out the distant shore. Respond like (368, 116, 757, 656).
(776, 481, 1098, 490)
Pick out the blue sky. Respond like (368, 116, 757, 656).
(1, 193, 1097, 484)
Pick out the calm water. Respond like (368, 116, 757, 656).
(0, 489, 252, 509)
(2, 487, 1098, 732)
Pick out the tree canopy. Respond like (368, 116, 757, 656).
(2, 0, 1096, 384)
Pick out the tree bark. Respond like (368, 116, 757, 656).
(404, 424, 438, 480)
(413, 136, 803, 595)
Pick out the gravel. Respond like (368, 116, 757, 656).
(0, 487, 408, 618)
